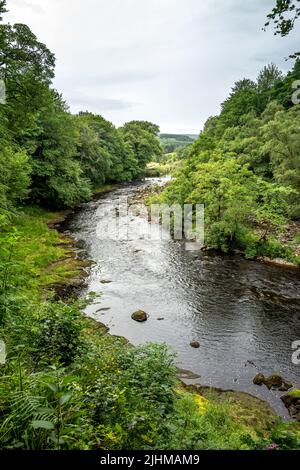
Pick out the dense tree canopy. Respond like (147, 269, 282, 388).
(155, 61, 300, 259)
(120, 121, 162, 172)
(0, 2, 160, 209)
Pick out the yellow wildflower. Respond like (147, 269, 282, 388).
(194, 394, 207, 415)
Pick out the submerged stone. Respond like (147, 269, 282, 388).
(131, 310, 148, 322)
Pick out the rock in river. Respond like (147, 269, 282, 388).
(253, 373, 293, 391)
(253, 373, 265, 386)
(264, 374, 283, 390)
(190, 341, 200, 349)
(279, 380, 293, 392)
(131, 310, 148, 322)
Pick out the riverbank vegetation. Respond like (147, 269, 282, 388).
(153, 62, 300, 264)
(1, 208, 299, 450)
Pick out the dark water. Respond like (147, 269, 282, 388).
(67, 179, 300, 417)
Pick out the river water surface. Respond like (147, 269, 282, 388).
(67, 179, 300, 417)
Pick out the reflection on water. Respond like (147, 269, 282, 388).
(67, 179, 300, 417)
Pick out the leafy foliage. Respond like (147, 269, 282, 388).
(120, 121, 162, 175)
(266, 0, 300, 37)
(0, 148, 31, 210)
(30, 302, 85, 367)
(155, 62, 300, 262)
(266, 1, 300, 57)
(0, 4, 159, 209)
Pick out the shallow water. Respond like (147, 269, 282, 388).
(67, 178, 300, 417)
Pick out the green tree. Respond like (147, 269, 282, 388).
(265, 1, 300, 57)
(157, 60, 299, 257)
(122, 120, 160, 136)
(75, 115, 110, 187)
(0, 12, 55, 139)
(260, 105, 300, 217)
(0, 147, 31, 210)
(27, 92, 91, 208)
(220, 79, 260, 127)
(120, 121, 162, 174)
(76, 112, 139, 184)
(257, 64, 283, 92)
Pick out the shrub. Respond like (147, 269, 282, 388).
(0, 366, 86, 450)
(243, 420, 300, 450)
(31, 302, 85, 366)
(81, 342, 177, 449)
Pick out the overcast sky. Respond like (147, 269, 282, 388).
(6, 0, 300, 134)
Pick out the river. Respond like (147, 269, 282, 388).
(66, 178, 300, 417)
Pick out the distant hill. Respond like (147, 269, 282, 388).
(159, 133, 198, 153)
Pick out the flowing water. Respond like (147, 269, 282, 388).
(66, 178, 300, 417)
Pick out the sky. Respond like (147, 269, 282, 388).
(6, 0, 300, 134)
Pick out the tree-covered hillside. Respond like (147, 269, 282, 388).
(0, 1, 161, 211)
(154, 62, 300, 263)
(159, 133, 198, 154)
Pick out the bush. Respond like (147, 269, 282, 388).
(80, 342, 177, 449)
(243, 421, 300, 450)
(157, 394, 251, 450)
(31, 302, 85, 366)
(258, 237, 296, 261)
(0, 366, 87, 450)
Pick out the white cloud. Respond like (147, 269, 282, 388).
(9, 0, 44, 14)
(6, 0, 300, 133)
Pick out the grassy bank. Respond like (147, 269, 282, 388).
(0, 207, 299, 450)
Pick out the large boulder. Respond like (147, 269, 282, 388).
(131, 310, 148, 322)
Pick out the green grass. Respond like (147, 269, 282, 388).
(0, 206, 90, 301)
